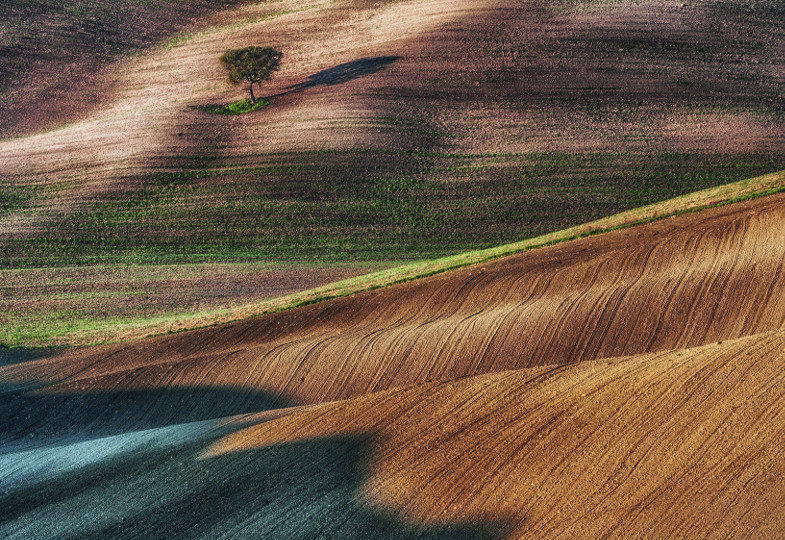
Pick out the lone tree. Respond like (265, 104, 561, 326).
(220, 46, 282, 103)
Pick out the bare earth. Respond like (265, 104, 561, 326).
(3, 192, 785, 537)
(1, 0, 783, 234)
(2, 0, 785, 536)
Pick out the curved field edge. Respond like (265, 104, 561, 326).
(12, 168, 785, 347)
(0, 261, 396, 349)
(3, 329, 784, 536)
(199, 329, 785, 538)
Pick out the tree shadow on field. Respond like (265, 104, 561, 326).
(172, 56, 402, 168)
(274, 56, 401, 98)
(0, 385, 505, 537)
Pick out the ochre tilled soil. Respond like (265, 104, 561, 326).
(3, 193, 785, 536)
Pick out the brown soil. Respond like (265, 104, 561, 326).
(10, 193, 785, 401)
(2, 193, 785, 536)
(2, 0, 784, 534)
(207, 330, 785, 537)
(1, 0, 783, 233)
(0, 0, 251, 138)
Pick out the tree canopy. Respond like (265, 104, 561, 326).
(220, 46, 282, 102)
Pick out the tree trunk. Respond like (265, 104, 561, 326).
(249, 82, 256, 103)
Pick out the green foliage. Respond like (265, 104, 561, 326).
(220, 46, 282, 101)
(4, 167, 785, 347)
(199, 98, 270, 115)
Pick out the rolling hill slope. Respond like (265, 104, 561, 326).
(202, 331, 785, 538)
(5, 331, 785, 537)
(1, 0, 782, 263)
(2, 187, 785, 536)
(2, 0, 785, 536)
(2, 0, 782, 350)
(6, 190, 785, 404)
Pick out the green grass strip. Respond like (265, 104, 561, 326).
(197, 98, 270, 115)
(9, 169, 785, 347)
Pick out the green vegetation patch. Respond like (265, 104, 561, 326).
(0, 260, 395, 347)
(0, 184, 38, 216)
(2, 164, 784, 347)
(0, 151, 782, 268)
(197, 97, 270, 115)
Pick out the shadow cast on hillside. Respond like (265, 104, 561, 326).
(270, 56, 401, 100)
(288, 56, 399, 91)
(0, 385, 285, 453)
(176, 56, 401, 168)
(0, 347, 57, 367)
(0, 383, 505, 537)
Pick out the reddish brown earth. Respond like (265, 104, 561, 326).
(0, 0, 251, 138)
(10, 193, 785, 401)
(1, 0, 783, 234)
(2, 0, 784, 535)
(207, 331, 785, 537)
(2, 193, 784, 537)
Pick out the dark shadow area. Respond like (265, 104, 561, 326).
(189, 56, 400, 118)
(275, 56, 400, 97)
(0, 385, 285, 453)
(0, 432, 504, 538)
(0, 347, 57, 367)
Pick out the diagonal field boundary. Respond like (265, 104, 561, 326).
(41, 169, 785, 345)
